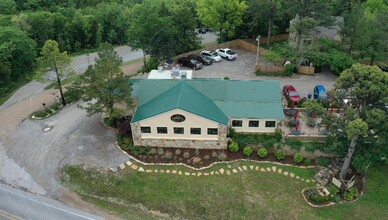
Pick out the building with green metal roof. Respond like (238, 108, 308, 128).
(130, 79, 284, 149)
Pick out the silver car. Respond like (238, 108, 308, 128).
(200, 50, 222, 62)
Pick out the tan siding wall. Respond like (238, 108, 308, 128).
(230, 118, 279, 133)
(137, 109, 221, 140)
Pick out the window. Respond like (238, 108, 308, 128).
(174, 127, 184, 134)
(141, 126, 151, 133)
(265, 121, 276, 128)
(232, 120, 243, 127)
(190, 128, 201, 135)
(157, 127, 167, 134)
(249, 120, 259, 127)
(207, 128, 218, 135)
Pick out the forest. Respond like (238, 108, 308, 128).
(0, 0, 387, 99)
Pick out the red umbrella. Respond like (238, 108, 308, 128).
(296, 120, 300, 131)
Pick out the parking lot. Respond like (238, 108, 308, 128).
(178, 49, 337, 99)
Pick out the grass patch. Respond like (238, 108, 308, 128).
(61, 162, 388, 219)
(61, 161, 316, 219)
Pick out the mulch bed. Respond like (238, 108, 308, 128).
(125, 147, 317, 169)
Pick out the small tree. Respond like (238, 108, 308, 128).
(36, 40, 72, 106)
(339, 119, 368, 179)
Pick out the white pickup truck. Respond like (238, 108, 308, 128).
(215, 48, 237, 60)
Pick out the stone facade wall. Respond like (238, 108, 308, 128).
(131, 122, 228, 149)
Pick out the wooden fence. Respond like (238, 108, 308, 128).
(256, 63, 285, 73)
(298, 66, 315, 75)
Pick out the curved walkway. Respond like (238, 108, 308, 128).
(111, 157, 317, 184)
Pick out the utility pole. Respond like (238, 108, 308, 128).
(255, 35, 261, 68)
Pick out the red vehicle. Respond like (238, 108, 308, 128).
(283, 85, 300, 104)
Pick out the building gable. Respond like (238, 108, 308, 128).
(132, 81, 228, 124)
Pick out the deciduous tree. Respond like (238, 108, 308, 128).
(76, 43, 133, 124)
(323, 64, 388, 176)
(287, 0, 334, 55)
(37, 40, 72, 106)
(196, 0, 248, 42)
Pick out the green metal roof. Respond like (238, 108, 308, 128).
(132, 79, 284, 122)
(132, 81, 228, 124)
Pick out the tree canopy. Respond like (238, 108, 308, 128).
(323, 64, 388, 174)
(76, 43, 133, 123)
(36, 40, 72, 106)
(196, 0, 248, 42)
(0, 25, 36, 94)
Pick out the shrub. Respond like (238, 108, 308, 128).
(317, 157, 330, 167)
(228, 142, 239, 153)
(306, 117, 316, 127)
(284, 64, 294, 76)
(224, 77, 230, 80)
(51, 102, 61, 110)
(203, 155, 210, 160)
(327, 184, 340, 196)
(138, 56, 159, 73)
(183, 152, 190, 159)
(34, 111, 48, 118)
(304, 158, 312, 165)
(285, 138, 303, 150)
(194, 148, 200, 156)
(294, 152, 304, 163)
(243, 146, 253, 156)
(217, 152, 227, 161)
(262, 50, 283, 63)
(274, 128, 282, 141)
(174, 149, 181, 155)
(157, 148, 165, 155)
(263, 139, 277, 149)
(150, 148, 157, 155)
(309, 194, 332, 204)
(163, 151, 173, 159)
(257, 148, 268, 158)
(344, 188, 358, 201)
(275, 149, 285, 160)
(297, 97, 307, 108)
(117, 134, 123, 146)
(211, 151, 218, 158)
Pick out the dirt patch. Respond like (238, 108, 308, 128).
(59, 189, 123, 220)
(121, 62, 143, 76)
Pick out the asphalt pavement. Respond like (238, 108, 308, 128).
(0, 183, 103, 220)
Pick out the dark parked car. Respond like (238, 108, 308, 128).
(378, 66, 388, 72)
(197, 28, 207, 34)
(178, 57, 203, 70)
(283, 85, 300, 104)
(188, 54, 213, 66)
(313, 85, 328, 100)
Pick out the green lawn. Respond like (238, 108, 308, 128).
(61, 162, 388, 220)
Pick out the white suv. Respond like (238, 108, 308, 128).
(215, 48, 237, 60)
(200, 50, 222, 62)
